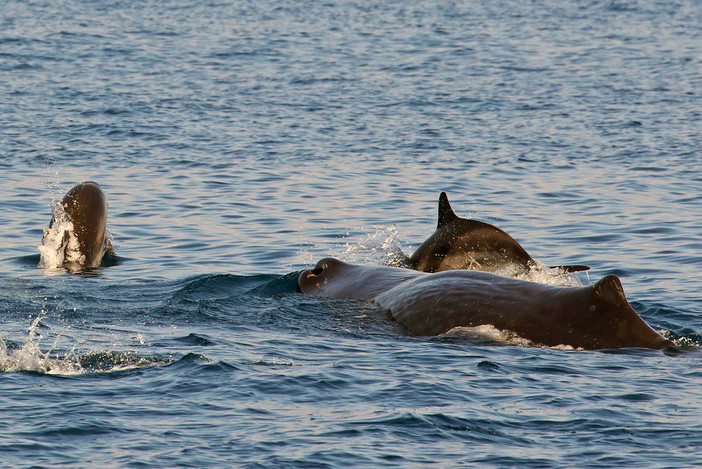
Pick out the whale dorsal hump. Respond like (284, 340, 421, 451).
(593, 275, 628, 306)
(437, 192, 459, 228)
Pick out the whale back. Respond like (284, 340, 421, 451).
(532, 275, 671, 349)
(374, 269, 672, 350)
(300, 259, 672, 350)
(410, 192, 589, 274)
(410, 192, 535, 274)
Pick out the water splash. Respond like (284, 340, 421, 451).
(342, 225, 411, 268)
(441, 325, 578, 350)
(342, 225, 585, 287)
(37, 201, 85, 271)
(515, 263, 585, 287)
(666, 330, 702, 349)
(0, 314, 83, 374)
(0, 315, 172, 375)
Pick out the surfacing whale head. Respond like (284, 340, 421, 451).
(41, 181, 113, 271)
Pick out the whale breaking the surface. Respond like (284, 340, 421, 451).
(299, 258, 672, 350)
(409, 192, 589, 275)
(40, 181, 115, 271)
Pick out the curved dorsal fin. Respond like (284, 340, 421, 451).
(594, 275, 628, 306)
(437, 192, 459, 228)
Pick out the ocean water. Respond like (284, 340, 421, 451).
(1, 0, 701, 467)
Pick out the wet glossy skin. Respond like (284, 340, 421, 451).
(299, 258, 673, 350)
(409, 192, 589, 274)
(50, 181, 112, 269)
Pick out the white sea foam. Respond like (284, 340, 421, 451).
(37, 202, 85, 271)
(0, 315, 84, 375)
(0, 313, 170, 375)
(443, 325, 579, 350)
(514, 262, 586, 287)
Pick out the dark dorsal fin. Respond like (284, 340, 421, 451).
(593, 274, 628, 306)
(437, 192, 459, 228)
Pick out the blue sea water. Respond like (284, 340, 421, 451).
(1, 0, 701, 466)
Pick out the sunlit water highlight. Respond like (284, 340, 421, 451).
(1, 0, 701, 467)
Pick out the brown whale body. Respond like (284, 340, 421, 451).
(299, 258, 673, 350)
(49, 181, 113, 269)
(409, 192, 589, 274)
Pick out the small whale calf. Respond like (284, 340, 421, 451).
(409, 192, 589, 275)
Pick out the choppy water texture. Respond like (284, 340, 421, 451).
(1, 0, 701, 467)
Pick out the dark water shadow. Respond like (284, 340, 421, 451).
(9, 252, 128, 277)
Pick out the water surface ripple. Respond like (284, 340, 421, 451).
(1, 0, 701, 467)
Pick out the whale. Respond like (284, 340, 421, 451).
(409, 192, 589, 275)
(42, 181, 115, 270)
(298, 258, 673, 350)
